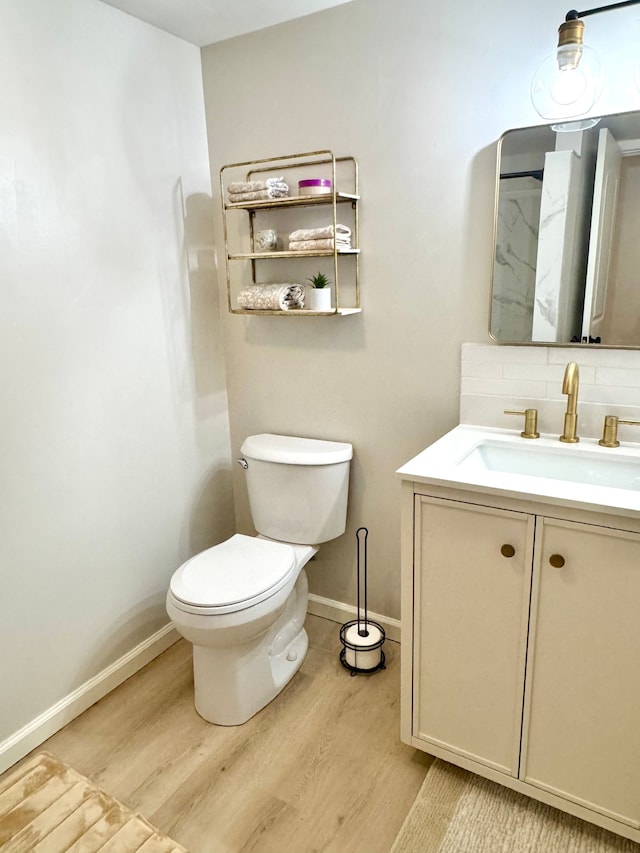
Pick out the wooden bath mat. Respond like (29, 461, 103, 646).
(0, 752, 187, 852)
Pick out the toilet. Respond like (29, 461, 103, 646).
(166, 433, 353, 726)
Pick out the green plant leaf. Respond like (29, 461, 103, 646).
(307, 272, 331, 289)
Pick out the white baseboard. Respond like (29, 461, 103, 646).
(308, 593, 401, 643)
(0, 623, 179, 775)
(0, 600, 400, 776)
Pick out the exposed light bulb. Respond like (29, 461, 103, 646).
(531, 18, 602, 121)
(551, 50, 591, 104)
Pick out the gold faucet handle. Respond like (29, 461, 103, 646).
(599, 415, 640, 448)
(504, 408, 540, 439)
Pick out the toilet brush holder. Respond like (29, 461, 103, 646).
(340, 527, 386, 675)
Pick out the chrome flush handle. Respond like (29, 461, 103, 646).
(236, 458, 248, 469)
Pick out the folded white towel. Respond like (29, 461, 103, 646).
(288, 225, 351, 242)
(228, 187, 290, 203)
(228, 177, 288, 193)
(237, 283, 305, 311)
(288, 238, 351, 251)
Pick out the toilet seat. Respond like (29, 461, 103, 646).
(169, 534, 296, 615)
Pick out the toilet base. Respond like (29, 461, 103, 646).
(269, 625, 308, 691)
(192, 571, 309, 726)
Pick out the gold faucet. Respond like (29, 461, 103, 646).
(559, 361, 580, 443)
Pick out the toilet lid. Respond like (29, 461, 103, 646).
(169, 534, 296, 610)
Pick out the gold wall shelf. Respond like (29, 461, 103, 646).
(229, 249, 360, 261)
(225, 191, 359, 211)
(231, 307, 361, 317)
(220, 150, 360, 316)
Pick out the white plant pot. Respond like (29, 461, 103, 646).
(306, 286, 332, 312)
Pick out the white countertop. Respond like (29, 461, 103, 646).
(396, 424, 640, 519)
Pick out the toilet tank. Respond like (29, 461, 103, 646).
(240, 434, 353, 545)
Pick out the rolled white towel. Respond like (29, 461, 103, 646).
(289, 224, 351, 242)
(228, 177, 288, 193)
(237, 283, 305, 311)
(228, 186, 289, 203)
(288, 238, 351, 251)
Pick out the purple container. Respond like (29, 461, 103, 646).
(298, 178, 332, 196)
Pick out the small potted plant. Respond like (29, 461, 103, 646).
(306, 272, 332, 312)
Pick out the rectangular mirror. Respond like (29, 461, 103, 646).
(491, 110, 640, 347)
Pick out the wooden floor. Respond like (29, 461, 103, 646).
(4, 616, 431, 853)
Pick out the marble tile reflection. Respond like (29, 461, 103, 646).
(492, 178, 541, 342)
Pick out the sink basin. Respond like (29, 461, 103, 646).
(396, 424, 640, 517)
(458, 439, 640, 492)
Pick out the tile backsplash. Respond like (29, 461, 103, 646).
(461, 344, 640, 441)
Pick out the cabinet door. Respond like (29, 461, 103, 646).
(413, 496, 534, 776)
(521, 518, 640, 828)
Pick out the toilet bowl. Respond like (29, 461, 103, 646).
(166, 534, 317, 725)
(166, 434, 352, 726)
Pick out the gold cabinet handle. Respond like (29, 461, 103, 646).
(504, 408, 540, 439)
(549, 554, 565, 568)
(501, 544, 516, 558)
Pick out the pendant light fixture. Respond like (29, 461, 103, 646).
(531, 1, 640, 125)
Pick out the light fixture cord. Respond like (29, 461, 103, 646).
(566, 0, 640, 21)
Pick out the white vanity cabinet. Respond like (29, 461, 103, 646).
(412, 496, 533, 776)
(401, 483, 640, 842)
(523, 517, 640, 828)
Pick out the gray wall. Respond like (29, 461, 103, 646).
(200, 0, 535, 619)
(201, 0, 640, 620)
(0, 0, 234, 748)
